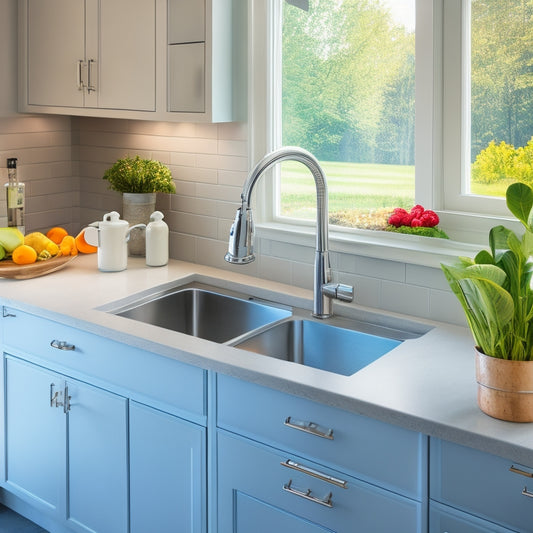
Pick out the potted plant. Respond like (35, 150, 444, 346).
(441, 182, 533, 422)
(103, 156, 175, 255)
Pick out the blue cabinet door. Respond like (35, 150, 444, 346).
(67, 379, 128, 533)
(430, 438, 533, 533)
(4, 355, 128, 533)
(129, 401, 207, 533)
(4, 356, 66, 518)
(217, 430, 422, 533)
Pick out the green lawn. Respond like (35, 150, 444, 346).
(278, 160, 509, 221)
(279, 160, 415, 219)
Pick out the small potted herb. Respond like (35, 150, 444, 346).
(103, 156, 175, 255)
(103, 155, 175, 194)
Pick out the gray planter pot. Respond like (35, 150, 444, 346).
(122, 192, 156, 256)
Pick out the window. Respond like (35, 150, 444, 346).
(279, 0, 415, 230)
(249, 0, 533, 245)
(443, 0, 533, 218)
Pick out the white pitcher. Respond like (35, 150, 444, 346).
(84, 211, 145, 272)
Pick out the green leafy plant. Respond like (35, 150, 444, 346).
(441, 182, 533, 360)
(103, 156, 176, 194)
(386, 226, 449, 239)
(471, 140, 516, 184)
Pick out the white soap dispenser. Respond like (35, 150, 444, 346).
(146, 211, 169, 267)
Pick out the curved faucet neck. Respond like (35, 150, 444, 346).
(241, 147, 329, 254)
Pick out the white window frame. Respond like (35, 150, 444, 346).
(246, 0, 521, 266)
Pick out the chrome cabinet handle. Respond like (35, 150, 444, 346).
(283, 480, 333, 508)
(87, 59, 96, 93)
(281, 459, 347, 488)
(522, 486, 533, 498)
(510, 465, 533, 478)
(63, 385, 71, 414)
(50, 340, 75, 351)
(77, 59, 85, 91)
(50, 382, 63, 408)
(50, 383, 71, 413)
(284, 416, 334, 440)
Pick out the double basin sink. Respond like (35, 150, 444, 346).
(104, 281, 428, 376)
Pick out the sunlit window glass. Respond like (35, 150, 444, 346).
(279, 0, 415, 230)
(469, 0, 533, 198)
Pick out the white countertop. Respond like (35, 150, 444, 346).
(1, 253, 532, 465)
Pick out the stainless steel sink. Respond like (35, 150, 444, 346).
(234, 319, 402, 376)
(103, 279, 429, 376)
(109, 284, 291, 343)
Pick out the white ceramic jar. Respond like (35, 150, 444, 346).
(145, 211, 169, 267)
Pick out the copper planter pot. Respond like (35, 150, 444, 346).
(475, 348, 533, 422)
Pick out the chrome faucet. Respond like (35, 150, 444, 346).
(225, 146, 354, 318)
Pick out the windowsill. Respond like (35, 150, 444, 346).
(256, 222, 485, 269)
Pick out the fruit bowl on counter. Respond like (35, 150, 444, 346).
(0, 226, 95, 279)
(0, 254, 78, 279)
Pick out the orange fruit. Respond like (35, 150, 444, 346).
(75, 229, 97, 254)
(46, 226, 69, 245)
(59, 235, 78, 256)
(12, 244, 37, 265)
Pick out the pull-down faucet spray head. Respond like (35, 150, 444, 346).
(225, 201, 255, 264)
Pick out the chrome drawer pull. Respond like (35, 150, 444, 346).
(284, 416, 334, 440)
(510, 465, 533, 478)
(522, 486, 533, 498)
(283, 480, 333, 508)
(87, 59, 96, 93)
(281, 459, 347, 488)
(77, 59, 85, 90)
(50, 340, 76, 351)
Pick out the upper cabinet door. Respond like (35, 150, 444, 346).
(27, 0, 85, 107)
(168, 0, 205, 44)
(97, 0, 156, 111)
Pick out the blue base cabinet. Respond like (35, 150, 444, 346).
(129, 401, 207, 533)
(0, 305, 207, 533)
(5, 355, 128, 533)
(430, 438, 533, 533)
(216, 375, 426, 533)
(217, 430, 422, 533)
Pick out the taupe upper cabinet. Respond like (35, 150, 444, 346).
(18, 0, 246, 123)
(22, 0, 156, 112)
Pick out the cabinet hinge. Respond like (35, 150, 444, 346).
(2, 307, 15, 318)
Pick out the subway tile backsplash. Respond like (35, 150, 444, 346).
(0, 114, 466, 328)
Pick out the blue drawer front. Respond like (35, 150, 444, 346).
(217, 374, 426, 499)
(430, 502, 516, 533)
(3, 308, 206, 420)
(218, 430, 423, 533)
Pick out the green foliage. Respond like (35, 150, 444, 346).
(281, 0, 533, 170)
(441, 182, 533, 360)
(470, 0, 533, 159)
(103, 156, 176, 194)
(282, 0, 415, 164)
(385, 226, 449, 239)
(471, 141, 516, 184)
(513, 139, 533, 183)
(472, 137, 533, 185)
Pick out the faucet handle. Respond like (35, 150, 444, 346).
(322, 283, 354, 302)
